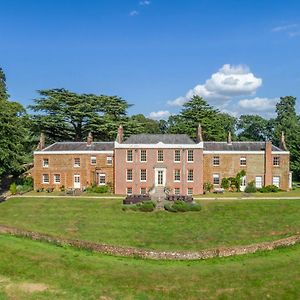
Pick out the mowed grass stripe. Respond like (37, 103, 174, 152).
(1, 197, 300, 251)
(1, 235, 300, 299)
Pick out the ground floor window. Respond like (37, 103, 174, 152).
(213, 174, 220, 185)
(54, 174, 60, 184)
(140, 187, 146, 195)
(127, 187, 132, 195)
(174, 188, 180, 195)
(272, 176, 280, 188)
(255, 176, 262, 188)
(187, 188, 193, 195)
(42, 174, 49, 184)
(99, 173, 106, 185)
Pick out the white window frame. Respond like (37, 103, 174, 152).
(157, 150, 164, 162)
(272, 176, 280, 188)
(174, 150, 181, 162)
(240, 156, 247, 166)
(99, 173, 106, 185)
(273, 156, 280, 167)
(140, 187, 146, 195)
(127, 187, 133, 195)
(126, 150, 133, 162)
(213, 156, 220, 166)
(187, 169, 194, 182)
(91, 156, 97, 165)
(74, 158, 80, 167)
(187, 150, 194, 162)
(106, 156, 113, 165)
(187, 188, 193, 195)
(43, 158, 49, 168)
(126, 169, 133, 182)
(255, 176, 263, 188)
(42, 174, 49, 184)
(140, 150, 147, 162)
(140, 169, 147, 182)
(174, 169, 181, 182)
(53, 174, 60, 184)
(174, 188, 180, 195)
(213, 174, 220, 185)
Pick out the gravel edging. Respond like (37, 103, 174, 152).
(1, 224, 300, 260)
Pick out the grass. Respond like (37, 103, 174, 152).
(1, 197, 300, 251)
(1, 234, 300, 299)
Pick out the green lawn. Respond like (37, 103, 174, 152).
(0, 235, 300, 299)
(1, 197, 300, 251)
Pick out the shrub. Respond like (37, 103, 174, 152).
(86, 185, 110, 194)
(164, 200, 201, 212)
(203, 182, 213, 193)
(244, 181, 257, 193)
(60, 185, 65, 192)
(258, 185, 280, 193)
(221, 178, 230, 190)
(15, 176, 33, 187)
(123, 201, 156, 212)
(9, 183, 17, 195)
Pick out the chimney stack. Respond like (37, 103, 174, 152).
(227, 131, 232, 145)
(280, 131, 287, 151)
(196, 124, 203, 142)
(116, 125, 124, 143)
(87, 132, 93, 146)
(38, 132, 45, 150)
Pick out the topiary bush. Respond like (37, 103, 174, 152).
(244, 181, 257, 193)
(258, 185, 280, 193)
(86, 185, 110, 194)
(9, 183, 17, 195)
(164, 200, 201, 212)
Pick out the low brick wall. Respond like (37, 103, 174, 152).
(1, 224, 299, 260)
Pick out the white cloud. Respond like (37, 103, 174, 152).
(168, 64, 262, 107)
(149, 110, 170, 120)
(129, 10, 139, 16)
(272, 24, 298, 32)
(139, 0, 151, 5)
(238, 97, 278, 113)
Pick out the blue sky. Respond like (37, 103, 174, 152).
(1, 0, 300, 119)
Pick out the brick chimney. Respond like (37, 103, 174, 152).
(227, 131, 232, 145)
(196, 124, 203, 142)
(264, 141, 272, 186)
(38, 132, 45, 150)
(116, 125, 124, 143)
(280, 131, 287, 151)
(87, 132, 93, 146)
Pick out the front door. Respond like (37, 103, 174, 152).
(240, 176, 246, 191)
(74, 175, 80, 189)
(155, 168, 166, 186)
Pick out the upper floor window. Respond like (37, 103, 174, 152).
(174, 150, 181, 162)
(127, 169, 133, 181)
(42, 174, 49, 184)
(54, 174, 60, 184)
(43, 158, 49, 168)
(187, 150, 194, 162)
(91, 156, 97, 165)
(157, 150, 164, 162)
(187, 169, 194, 182)
(127, 150, 133, 162)
(273, 156, 280, 166)
(140, 150, 147, 162)
(106, 156, 113, 165)
(174, 169, 181, 182)
(74, 158, 80, 167)
(140, 169, 147, 181)
(240, 157, 247, 166)
(213, 156, 220, 166)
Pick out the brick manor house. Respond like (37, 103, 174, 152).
(33, 125, 292, 195)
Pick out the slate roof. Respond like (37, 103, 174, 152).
(41, 142, 114, 152)
(203, 141, 283, 152)
(123, 134, 196, 144)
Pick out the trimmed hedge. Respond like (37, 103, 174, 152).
(258, 185, 281, 193)
(123, 201, 156, 212)
(164, 200, 201, 212)
(86, 185, 110, 194)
